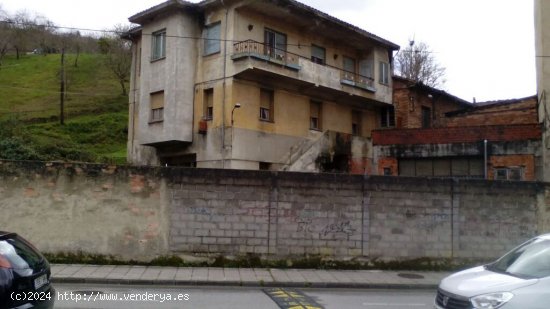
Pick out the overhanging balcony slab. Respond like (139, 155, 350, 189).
(233, 66, 388, 108)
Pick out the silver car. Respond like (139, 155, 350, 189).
(435, 234, 550, 309)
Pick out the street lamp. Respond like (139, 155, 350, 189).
(230, 103, 242, 154)
(231, 103, 241, 126)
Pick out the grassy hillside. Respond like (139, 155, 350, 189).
(0, 53, 128, 164)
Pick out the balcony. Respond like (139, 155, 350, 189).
(232, 40, 300, 71)
(231, 40, 383, 105)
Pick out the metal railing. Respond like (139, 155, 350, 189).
(233, 40, 375, 90)
(233, 40, 299, 67)
(341, 70, 375, 89)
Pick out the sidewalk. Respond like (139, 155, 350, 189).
(51, 264, 449, 289)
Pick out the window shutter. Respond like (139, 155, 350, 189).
(151, 91, 164, 109)
(311, 45, 325, 63)
(204, 23, 221, 55)
(344, 57, 356, 73)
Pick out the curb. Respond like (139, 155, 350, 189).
(51, 277, 439, 290)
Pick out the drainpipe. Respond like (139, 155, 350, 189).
(484, 139, 488, 179)
(221, 0, 229, 168)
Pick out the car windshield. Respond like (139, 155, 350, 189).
(0, 235, 44, 270)
(488, 237, 550, 279)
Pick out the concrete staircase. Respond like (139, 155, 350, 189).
(280, 131, 331, 172)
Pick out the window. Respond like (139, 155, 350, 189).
(495, 167, 523, 181)
(264, 29, 287, 60)
(352, 110, 362, 135)
(151, 29, 166, 61)
(260, 89, 274, 122)
(310, 101, 322, 130)
(204, 89, 214, 120)
(421, 106, 431, 128)
(383, 167, 392, 176)
(311, 45, 325, 65)
(343, 56, 356, 81)
(379, 61, 389, 84)
(204, 22, 221, 56)
(359, 59, 374, 79)
(381, 106, 395, 128)
(150, 91, 164, 122)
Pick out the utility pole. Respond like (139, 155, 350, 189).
(60, 48, 65, 125)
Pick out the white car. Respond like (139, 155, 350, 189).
(435, 234, 550, 309)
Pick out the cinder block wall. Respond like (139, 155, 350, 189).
(0, 160, 545, 262)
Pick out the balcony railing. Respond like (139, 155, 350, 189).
(341, 71, 375, 91)
(233, 40, 375, 91)
(233, 40, 299, 69)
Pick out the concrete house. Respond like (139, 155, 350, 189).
(373, 78, 541, 180)
(125, 0, 399, 172)
(535, 0, 550, 182)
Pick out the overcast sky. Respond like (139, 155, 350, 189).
(1, 0, 536, 102)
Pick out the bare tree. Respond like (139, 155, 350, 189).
(395, 40, 446, 88)
(0, 6, 12, 68)
(100, 25, 132, 96)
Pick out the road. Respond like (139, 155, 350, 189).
(53, 284, 437, 309)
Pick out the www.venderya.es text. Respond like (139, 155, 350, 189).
(56, 291, 190, 303)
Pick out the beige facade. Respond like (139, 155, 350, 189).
(127, 0, 398, 172)
(535, 0, 550, 181)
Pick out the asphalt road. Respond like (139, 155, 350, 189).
(53, 284, 437, 309)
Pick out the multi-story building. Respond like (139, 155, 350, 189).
(125, 0, 399, 172)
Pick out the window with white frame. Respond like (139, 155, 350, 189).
(151, 29, 166, 61)
(150, 91, 164, 122)
(379, 61, 389, 84)
(264, 28, 286, 60)
(204, 22, 221, 56)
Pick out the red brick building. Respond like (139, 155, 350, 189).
(373, 77, 541, 181)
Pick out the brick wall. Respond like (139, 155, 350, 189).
(376, 157, 398, 176)
(392, 78, 471, 129)
(489, 155, 536, 181)
(372, 124, 542, 146)
(0, 160, 546, 262)
(445, 97, 538, 127)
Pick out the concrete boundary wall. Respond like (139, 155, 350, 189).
(0, 160, 547, 261)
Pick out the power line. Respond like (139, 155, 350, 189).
(0, 85, 124, 97)
(0, 19, 372, 49)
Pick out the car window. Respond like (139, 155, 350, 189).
(0, 236, 44, 269)
(490, 238, 550, 279)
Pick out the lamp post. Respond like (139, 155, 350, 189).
(231, 103, 241, 167)
(231, 103, 241, 126)
(230, 103, 241, 164)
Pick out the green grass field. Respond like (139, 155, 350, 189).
(0, 53, 128, 163)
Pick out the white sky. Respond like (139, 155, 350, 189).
(1, 0, 536, 102)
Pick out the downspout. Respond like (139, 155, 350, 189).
(221, 0, 229, 168)
(130, 36, 138, 164)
